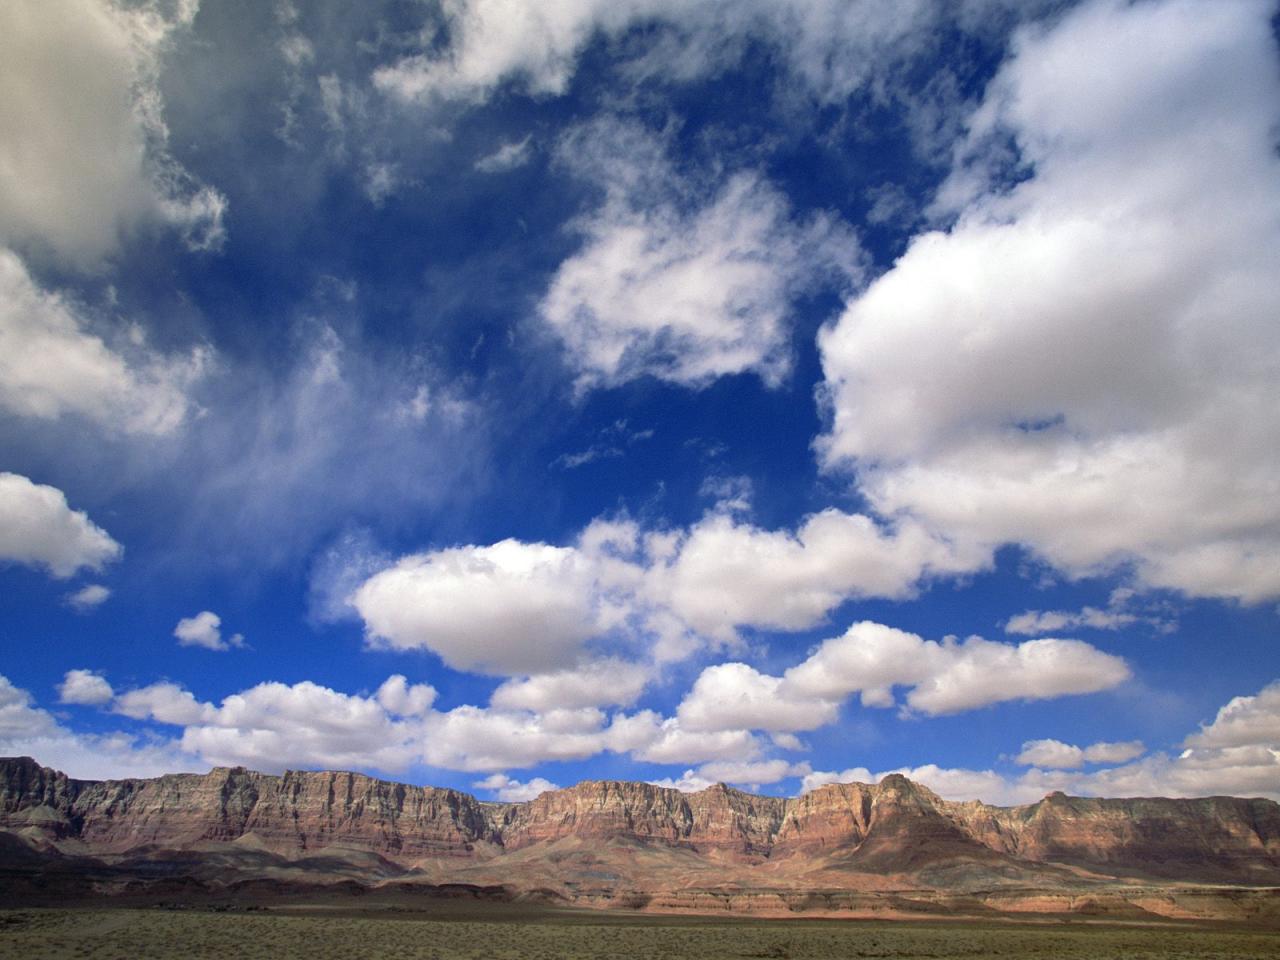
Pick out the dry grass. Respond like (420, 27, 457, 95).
(1, 907, 1277, 960)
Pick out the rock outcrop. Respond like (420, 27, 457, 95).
(3, 755, 1279, 907)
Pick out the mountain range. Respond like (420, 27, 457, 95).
(3, 756, 1278, 922)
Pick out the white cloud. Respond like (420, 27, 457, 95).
(1004, 587, 1174, 637)
(675, 623, 1129, 738)
(0, 250, 210, 435)
(798, 766, 874, 794)
(649, 758, 809, 792)
(884, 764, 1027, 805)
(782, 621, 1130, 717)
(349, 502, 1066, 685)
(1015, 738, 1143, 770)
(107, 676, 426, 774)
(374, 0, 632, 103)
(803, 677, 1280, 804)
(0, 472, 121, 578)
(352, 539, 605, 674)
(1049, 747, 1280, 803)
(676, 662, 838, 734)
(698, 758, 809, 786)
(541, 117, 860, 391)
(621, 712, 761, 766)
(372, 1, 1026, 113)
(349, 504, 993, 683)
(173, 610, 244, 652)
(1082, 740, 1146, 765)
(475, 135, 532, 173)
(57, 669, 115, 706)
(490, 658, 650, 711)
(1, 673, 197, 780)
(1183, 681, 1280, 751)
(180, 679, 420, 773)
(0, 0, 225, 264)
(648, 509, 986, 641)
(0, 675, 61, 740)
(1014, 738, 1086, 769)
(474, 772, 560, 801)
(104, 667, 741, 775)
(114, 682, 215, 726)
(647, 769, 716, 793)
(1005, 608, 1133, 636)
(375, 675, 438, 717)
(65, 584, 111, 612)
(421, 704, 640, 771)
(900, 635, 1132, 717)
(817, 0, 1280, 603)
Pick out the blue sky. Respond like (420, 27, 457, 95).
(1, 0, 1279, 805)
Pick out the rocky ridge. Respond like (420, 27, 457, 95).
(3, 756, 1279, 919)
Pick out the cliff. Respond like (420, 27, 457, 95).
(3, 756, 1279, 905)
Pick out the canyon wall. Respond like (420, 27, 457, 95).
(3, 756, 1278, 884)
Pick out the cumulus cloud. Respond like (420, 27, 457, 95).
(57, 669, 115, 706)
(622, 712, 761, 766)
(180, 679, 422, 773)
(0, 472, 122, 578)
(350, 506, 996, 679)
(817, 0, 1280, 603)
(374, 675, 438, 717)
(677, 662, 838, 734)
(35, 666, 1272, 800)
(173, 611, 244, 652)
(1183, 681, 1280, 751)
(540, 117, 860, 391)
(1080, 740, 1148, 765)
(420, 705, 655, 771)
(353, 540, 607, 674)
(65, 584, 111, 612)
(107, 677, 423, 773)
(647, 769, 718, 793)
(94, 668, 748, 775)
(673, 624, 1129, 739)
(648, 510, 987, 641)
(1015, 738, 1145, 770)
(803, 678, 1280, 804)
(782, 622, 1130, 717)
(0, 0, 225, 264)
(1, 673, 197, 780)
(0, 250, 210, 435)
(114, 682, 216, 726)
(699, 758, 810, 786)
(650, 759, 809, 793)
(474, 772, 559, 801)
(490, 658, 650, 711)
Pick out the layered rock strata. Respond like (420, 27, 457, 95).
(3, 756, 1278, 885)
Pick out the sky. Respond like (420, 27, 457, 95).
(1, 0, 1278, 807)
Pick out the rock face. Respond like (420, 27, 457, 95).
(0, 758, 495, 856)
(3, 756, 1279, 897)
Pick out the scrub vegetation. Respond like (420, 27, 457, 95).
(1, 908, 1277, 960)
